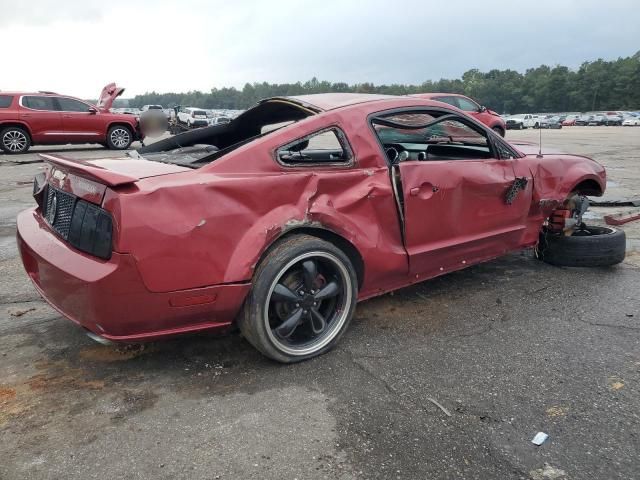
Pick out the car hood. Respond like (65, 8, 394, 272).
(96, 83, 125, 112)
(40, 153, 190, 187)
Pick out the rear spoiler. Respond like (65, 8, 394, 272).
(39, 154, 138, 187)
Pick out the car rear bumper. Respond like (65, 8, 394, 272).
(17, 208, 250, 342)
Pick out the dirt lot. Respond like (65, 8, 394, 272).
(1, 127, 639, 479)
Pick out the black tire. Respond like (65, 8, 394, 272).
(492, 126, 505, 137)
(518, 123, 524, 130)
(106, 125, 133, 150)
(239, 234, 358, 363)
(1, 126, 31, 154)
(538, 226, 626, 267)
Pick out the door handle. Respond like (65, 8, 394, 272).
(409, 187, 420, 196)
(63, 115, 72, 118)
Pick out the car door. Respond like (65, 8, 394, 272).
(19, 95, 62, 142)
(374, 111, 533, 278)
(57, 97, 105, 142)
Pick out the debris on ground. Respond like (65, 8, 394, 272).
(531, 432, 549, 446)
(426, 397, 452, 417)
(8, 307, 36, 317)
(609, 377, 625, 391)
(604, 209, 640, 225)
(545, 406, 568, 417)
(529, 463, 568, 480)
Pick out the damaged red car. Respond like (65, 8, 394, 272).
(17, 93, 625, 362)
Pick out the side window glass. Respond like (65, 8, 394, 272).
(373, 113, 436, 143)
(494, 141, 517, 160)
(277, 128, 352, 166)
(456, 97, 480, 112)
(372, 111, 493, 161)
(434, 96, 457, 107)
(57, 97, 91, 112)
(23, 96, 58, 111)
(0, 95, 13, 108)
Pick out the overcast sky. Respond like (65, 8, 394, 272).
(1, 0, 639, 98)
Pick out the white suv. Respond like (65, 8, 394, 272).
(177, 107, 209, 128)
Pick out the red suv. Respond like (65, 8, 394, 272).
(411, 93, 506, 136)
(0, 83, 141, 154)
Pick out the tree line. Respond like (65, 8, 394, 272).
(128, 51, 640, 114)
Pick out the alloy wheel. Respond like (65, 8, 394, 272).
(109, 128, 130, 148)
(2, 130, 28, 152)
(264, 251, 352, 356)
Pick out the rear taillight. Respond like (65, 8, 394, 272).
(67, 200, 113, 260)
(41, 184, 113, 260)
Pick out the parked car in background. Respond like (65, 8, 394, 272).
(603, 114, 622, 126)
(140, 105, 164, 112)
(0, 83, 141, 154)
(575, 115, 593, 126)
(562, 115, 578, 126)
(588, 115, 607, 126)
(411, 93, 506, 136)
(17, 93, 623, 362)
(622, 116, 640, 126)
(540, 116, 563, 129)
(118, 107, 141, 115)
(208, 116, 231, 126)
(177, 107, 209, 128)
(505, 114, 539, 130)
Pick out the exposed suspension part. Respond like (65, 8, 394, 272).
(547, 194, 589, 235)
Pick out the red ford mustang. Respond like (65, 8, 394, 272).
(17, 94, 625, 362)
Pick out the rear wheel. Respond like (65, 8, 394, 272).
(239, 234, 358, 363)
(492, 126, 505, 137)
(106, 125, 133, 150)
(538, 225, 626, 267)
(1, 127, 31, 154)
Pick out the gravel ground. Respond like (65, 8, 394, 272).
(0, 127, 639, 480)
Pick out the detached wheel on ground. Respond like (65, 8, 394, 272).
(1, 126, 31, 154)
(106, 125, 133, 150)
(538, 225, 626, 267)
(240, 234, 358, 363)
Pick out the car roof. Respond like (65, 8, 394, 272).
(265, 93, 401, 112)
(411, 93, 468, 99)
(0, 91, 59, 96)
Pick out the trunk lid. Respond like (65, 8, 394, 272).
(40, 153, 190, 188)
(96, 83, 125, 112)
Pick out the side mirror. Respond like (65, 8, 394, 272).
(88, 107, 98, 114)
(479, 105, 487, 113)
